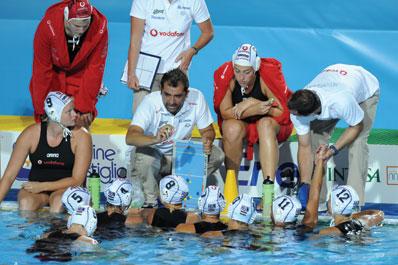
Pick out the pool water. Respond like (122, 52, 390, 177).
(1, 210, 398, 265)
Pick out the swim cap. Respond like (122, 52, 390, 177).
(227, 194, 257, 224)
(272, 195, 302, 224)
(104, 178, 133, 207)
(330, 185, 360, 216)
(67, 205, 97, 236)
(198, 185, 226, 215)
(44, 92, 72, 123)
(62, 186, 91, 214)
(44, 91, 73, 138)
(232, 44, 261, 71)
(64, 0, 93, 21)
(159, 175, 188, 205)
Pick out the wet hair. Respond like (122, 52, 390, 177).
(160, 68, 189, 91)
(287, 90, 321, 116)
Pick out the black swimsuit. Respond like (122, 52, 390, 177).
(151, 208, 187, 228)
(335, 219, 364, 236)
(29, 122, 74, 183)
(96, 212, 128, 240)
(194, 221, 227, 234)
(97, 212, 127, 227)
(231, 72, 268, 123)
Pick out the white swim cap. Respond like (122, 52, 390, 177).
(330, 185, 360, 216)
(198, 185, 226, 215)
(232, 43, 261, 71)
(159, 175, 188, 205)
(44, 91, 73, 138)
(227, 194, 257, 224)
(44, 91, 72, 123)
(67, 205, 97, 236)
(272, 195, 302, 224)
(104, 178, 133, 207)
(62, 186, 91, 214)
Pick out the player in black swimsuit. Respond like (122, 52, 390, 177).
(27, 205, 98, 262)
(176, 185, 227, 234)
(271, 145, 384, 236)
(126, 175, 199, 228)
(0, 91, 92, 212)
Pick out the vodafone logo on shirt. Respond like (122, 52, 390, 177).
(149, 28, 184, 37)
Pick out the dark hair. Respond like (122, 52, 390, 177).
(160, 68, 189, 91)
(287, 90, 321, 116)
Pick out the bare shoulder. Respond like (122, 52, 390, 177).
(186, 212, 200, 224)
(72, 127, 91, 138)
(71, 127, 92, 144)
(18, 123, 40, 144)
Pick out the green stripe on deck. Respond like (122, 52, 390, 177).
(288, 128, 398, 145)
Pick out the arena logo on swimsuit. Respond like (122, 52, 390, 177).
(88, 144, 127, 184)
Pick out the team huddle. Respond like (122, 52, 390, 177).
(0, 0, 385, 261)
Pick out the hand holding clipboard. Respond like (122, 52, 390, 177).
(121, 52, 161, 91)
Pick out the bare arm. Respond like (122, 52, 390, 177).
(0, 126, 34, 203)
(125, 125, 171, 147)
(176, 19, 214, 71)
(302, 145, 328, 228)
(324, 122, 364, 160)
(77, 235, 98, 244)
(127, 17, 145, 90)
(219, 80, 264, 120)
(352, 210, 384, 227)
(199, 124, 215, 155)
(297, 133, 313, 184)
(219, 85, 237, 120)
(238, 99, 277, 119)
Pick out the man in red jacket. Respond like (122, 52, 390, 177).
(29, 0, 108, 127)
(214, 44, 292, 186)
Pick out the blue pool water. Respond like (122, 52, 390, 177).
(1, 210, 398, 265)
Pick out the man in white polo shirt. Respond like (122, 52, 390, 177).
(127, 0, 214, 113)
(126, 68, 224, 207)
(287, 64, 380, 209)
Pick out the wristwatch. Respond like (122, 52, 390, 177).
(329, 145, 339, 156)
(191, 46, 199, 55)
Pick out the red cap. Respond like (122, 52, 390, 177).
(64, 0, 93, 20)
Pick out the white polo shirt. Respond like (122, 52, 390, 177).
(131, 88, 213, 155)
(130, 0, 210, 73)
(291, 64, 380, 135)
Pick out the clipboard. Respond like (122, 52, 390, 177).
(121, 52, 161, 91)
(172, 140, 208, 210)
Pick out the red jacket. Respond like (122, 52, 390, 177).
(29, 0, 108, 121)
(213, 58, 293, 160)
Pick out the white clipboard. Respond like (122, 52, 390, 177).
(121, 52, 161, 91)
